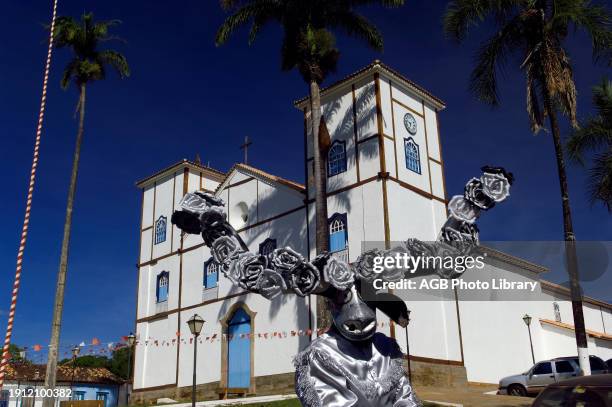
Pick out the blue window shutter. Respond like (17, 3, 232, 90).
(156, 272, 169, 302)
(204, 259, 218, 289)
(328, 214, 347, 252)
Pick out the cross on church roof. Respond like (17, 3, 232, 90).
(240, 136, 252, 164)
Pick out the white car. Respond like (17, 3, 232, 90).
(498, 356, 608, 396)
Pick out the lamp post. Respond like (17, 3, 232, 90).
(187, 314, 204, 407)
(70, 346, 80, 393)
(404, 309, 412, 383)
(523, 314, 535, 364)
(125, 333, 136, 406)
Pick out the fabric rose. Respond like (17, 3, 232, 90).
(404, 239, 437, 275)
(290, 262, 320, 296)
(448, 195, 480, 224)
(270, 247, 305, 273)
(433, 242, 463, 279)
(377, 247, 408, 281)
(193, 191, 225, 207)
(200, 209, 231, 246)
(323, 258, 355, 290)
(353, 249, 383, 281)
(256, 269, 286, 300)
(463, 178, 495, 210)
(480, 172, 511, 203)
(229, 252, 267, 291)
(211, 236, 242, 265)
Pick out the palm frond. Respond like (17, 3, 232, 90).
(469, 15, 523, 105)
(332, 11, 384, 51)
(526, 61, 545, 132)
(567, 117, 611, 162)
(215, 1, 281, 46)
(97, 50, 130, 78)
(550, 0, 612, 65)
(587, 151, 612, 210)
(60, 59, 80, 90)
(444, 0, 523, 42)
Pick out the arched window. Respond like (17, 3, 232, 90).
(154, 216, 167, 244)
(328, 141, 347, 177)
(156, 271, 169, 303)
(404, 138, 421, 174)
(259, 238, 277, 257)
(328, 213, 348, 253)
(204, 258, 219, 289)
(553, 302, 561, 322)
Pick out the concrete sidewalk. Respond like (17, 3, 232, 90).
(154, 384, 532, 407)
(414, 384, 533, 407)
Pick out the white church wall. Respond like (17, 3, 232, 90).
(432, 200, 448, 234)
(354, 78, 378, 141)
(139, 230, 152, 264)
(386, 182, 438, 242)
(142, 185, 154, 229)
(461, 300, 540, 384)
(390, 82, 423, 119)
(256, 180, 304, 222)
(180, 245, 212, 309)
(429, 161, 445, 200)
(378, 76, 392, 136)
(226, 177, 258, 230)
(384, 137, 397, 178)
(137, 265, 152, 320)
(137, 314, 179, 389)
(423, 104, 441, 163)
(152, 175, 174, 260)
(172, 170, 185, 251)
(240, 208, 307, 258)
(358, 138, 380, 180)
(394, 300, 462, 363)
(187, 170, 201, 197)
(177, 305, 223, 388)
(361, 182, 386, 247)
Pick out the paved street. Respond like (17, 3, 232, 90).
(415, 384, 533, 407)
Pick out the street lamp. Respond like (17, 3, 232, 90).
(523, 314, 535, 364)
(125, 333, 136, 406)
(403, 309, 412, 383)
(71, 346, 80, 393)
(187, 314, 204, 407)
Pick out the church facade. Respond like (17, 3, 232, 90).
(131, 61, 612, 402)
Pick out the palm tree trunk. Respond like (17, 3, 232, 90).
(544, 94, 591, 376)
(309, 80, 332, 331)
(43, 83, 87, 406)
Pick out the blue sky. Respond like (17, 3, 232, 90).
(0, 0, 610, 360)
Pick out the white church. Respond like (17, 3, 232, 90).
(131, 61, 612, 402)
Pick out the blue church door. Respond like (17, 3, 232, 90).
(228, 308, 251, 388)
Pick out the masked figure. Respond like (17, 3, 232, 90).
(171, 166, 513, 407)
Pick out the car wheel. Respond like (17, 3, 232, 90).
(508, 384, 527, 397)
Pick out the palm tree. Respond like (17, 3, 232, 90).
(215, 0, 404, 329)
(43, 13, 129, 404)
(567, 78, 612, 210)
(444, 0, 611, 375)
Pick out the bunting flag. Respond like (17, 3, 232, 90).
(14, 321, 395, 352)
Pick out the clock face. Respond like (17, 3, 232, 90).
(403, 113, 417, 135)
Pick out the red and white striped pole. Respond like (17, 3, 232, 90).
(0, 0, 59, 390)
